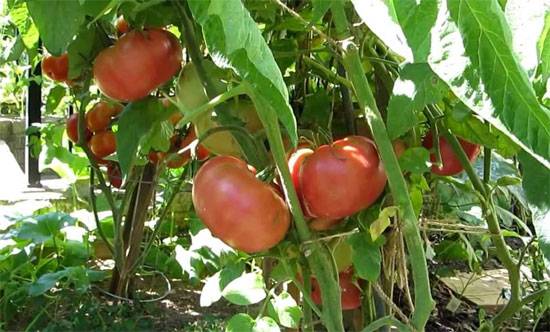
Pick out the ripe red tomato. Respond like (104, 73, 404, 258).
(115, 16, 130, 35)
(42, 53, 69, 82)
(107, 162, 122, 188)
(90, 131, 116, 158)
(66, 113, 91, 143)
(192, 156, 290, 253)
(422, 131, 480, 176)
(86, 101, 122, 133)
(296, 136, 387, 221)
(148, 151, 167, 164)
(165, 127, 209, 168)
(93, 28, 182, 102)
(311, 268, 361, 310)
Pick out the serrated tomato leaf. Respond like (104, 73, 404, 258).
(429, 0, 550, 169)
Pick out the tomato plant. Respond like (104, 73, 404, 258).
(192, 156, 290, 253)
(93, 29, 182, 102)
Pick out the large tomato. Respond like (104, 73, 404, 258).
(93, 28, 182, 102)
(422, 131, 480, 176)
(311, 268, 361, 310)
(42, 53, 69, 82)
(86, 101, 122, 133)
(177, 62, 261, 156)
(294, 136, 387, 221)
(192, 156, 290, 253)
(90, 131, 116, 158)
(66, 113, 91, 143)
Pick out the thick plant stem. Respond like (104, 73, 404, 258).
(331, 3, 434, 329)
(252, 94, 344, 332)
(439, 129, 523, 328)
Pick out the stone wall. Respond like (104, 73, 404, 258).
(0, 116, 26, 170)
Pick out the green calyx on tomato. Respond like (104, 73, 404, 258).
(422, 131, 480, 176)
(192, 156, 290, 253)
(93, 28, 182, 102)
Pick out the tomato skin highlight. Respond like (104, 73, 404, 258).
(298, 136, 387, 221)
(192, 156, 290, 253)
(66, 113, 91, 143)
(422, 132, 480, 176)
(311, 268, 361, 310)
(86, 101, 122, 133)
(93, 29, 182, 102)
(90, 131, 116, 159)
(42, 53, 69, 82)
(288, 147, 314, 217)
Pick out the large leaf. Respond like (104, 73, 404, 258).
(188, 0, 297, 145)
(221, 272, 266, 305)
(348, 232, 382, 282)
(428, 0, 550, 169)
(505, 0, 550, 77)
(539, 13, 550, 83)
(116, 98, 173, 175)
(27, 0, 85, 55)
(17, 212, 77, 244)
(518, 151, 550, 265)
(351, 0, 438, 62)
(267, 291, 302, 329)
(8, 2, 39, 50)
(386, 63, 447, 139)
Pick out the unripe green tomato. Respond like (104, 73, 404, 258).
(331, 239, 353, 272)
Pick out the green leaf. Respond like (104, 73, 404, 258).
(311, 0, 332, 23)
(225, 313, 254, 332)
(505, 0, 550, 77)
(370, 207, 397, 241)
(188, 0, 298, 145)
(428, 0, 550, 169)
(222, 272, 266, 305)
(27, 0, 85, 55)
(28, 267, 106, 296)
(9, 2, 39, 49)
(350, 0, 412, 61)
(1, 36, 25, 64)
(519, 151, 550, 265)
(67, 24, 111, 80)
(398, 147, 430, 174)
(267, 291, 302, 328)
(300, 90, 332, 130)
(253, 316, 280, 332)
(45, 86, 66, 113)
(271, 39, 298, 73)
(446, 108, 520, 158)
(348, 232, 381, 282)
(116, 98, 173, 175)
(386, 63, 447, 139)
(351, 0, 438, 62)
(538, 13, 550, 83)
(17, 212, 77, 244)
